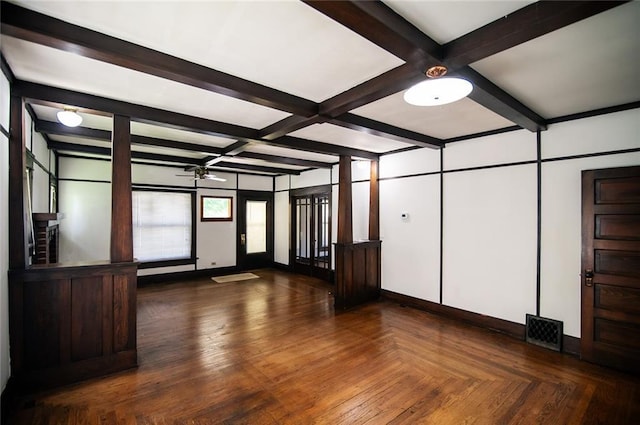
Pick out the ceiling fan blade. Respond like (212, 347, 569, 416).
(204, 175, 227, 182)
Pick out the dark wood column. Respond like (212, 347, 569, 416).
(8, 94, 27, 269)
(110, 114, 133, 262)
(334, 156, 381, 309)
(337, 155, 353, 244)
(368, 160, 379, 240)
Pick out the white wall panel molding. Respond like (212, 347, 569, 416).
(238, 174, 272, 191)
(196, 188, 237, 269)
(380, 147, 440, 178)
(542, 109, 640, 159)
(291, 168, 330, 189)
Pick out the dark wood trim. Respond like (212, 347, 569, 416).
(110, 114, 133, 262)
(443, 1, 628, 69)
(1, 124, 10, 139)
(337, 155, 353, 244)
(542, 147, 640, 163)
(1, 2, 316, 117)
(546, 101, 640, 125)
(444, 125, 523, 144)
(368, 160, 379, 240)
(0, 52, 15, 83)
(273, 135, 379, 160)
(8, 94, 27, 269)
(221, 141, 249, 156)
(214, 161, 301, 175)
(137, 258, 196, 270)
(36, 119, 111, 140)
(136, 265, 240, 286)
(439, 148, 444, 304)
(200, 195, 233, 222)
(331, 113, 443, 149)
(382, 289, 582, 357)
(237, 151, 333, 169)
(536, 130, 542, 316)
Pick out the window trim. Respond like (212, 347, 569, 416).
(201, 195, 233, 222)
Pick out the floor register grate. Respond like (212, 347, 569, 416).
(525, 314, 563, 352)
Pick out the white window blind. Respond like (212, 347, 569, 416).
(132, 191, 192, 262)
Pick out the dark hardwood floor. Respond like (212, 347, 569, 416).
(5, 269, 639, 424)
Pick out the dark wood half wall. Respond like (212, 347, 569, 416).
(8, 262, 138, 392)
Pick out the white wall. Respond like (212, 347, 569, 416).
(376, 109, 640, 340)
(1, 71, 11, 392)
(196, 188, 237, 269)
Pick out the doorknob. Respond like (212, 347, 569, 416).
(584, 269, 594, 287)
(241, 234, 246, 245)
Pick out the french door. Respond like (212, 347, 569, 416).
(581, 165, 640, 373)
(237, 191, 273, 270)
(291, 186, 332, 281)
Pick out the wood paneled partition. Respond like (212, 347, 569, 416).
(334, 156, 381, 309)
(8, 262, 137, 390)
(7, 98, 138, 392)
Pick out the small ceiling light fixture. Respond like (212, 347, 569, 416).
(404, 65, 473, 106)
(57, 107, 83, 127)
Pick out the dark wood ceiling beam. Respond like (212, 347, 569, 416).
(35, 119, 226, 156)
(273, 135, 378, 160)
(331, 113, 443, 148)
(319, 64, 425, 118)
(16, 80, 260, 140)
(222, 141, 250, 156)
(443, 1, 629, 69)
(303, 1, 442, 67)
(214, 161, 301, 175)
(1, 2, 317, 117)
(35, 120, 111, 140)
(236, 151, 333, 169)
(260, 115, 325, 140)
(305, 0, 547, 131)
(20, 81, 381, 159)
(48, 141, 201, 165)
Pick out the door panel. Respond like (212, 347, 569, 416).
(582, 165, 640, 374)
(237, 191, 273, 270)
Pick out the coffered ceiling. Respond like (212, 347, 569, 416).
(1, 1, 638, 176)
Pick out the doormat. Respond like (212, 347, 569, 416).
(211, 273, 260, 283)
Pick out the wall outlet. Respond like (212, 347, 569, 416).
(211, 261, 217, 266)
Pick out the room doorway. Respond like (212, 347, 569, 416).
(237, 191, 273, 270)
(290, 186, 332, 282)
(581, 165, 640, 374)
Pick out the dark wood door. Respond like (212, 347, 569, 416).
(290, 187, 332, 282)
(237, 191, 273, 270)
(581, 165, 640, 373)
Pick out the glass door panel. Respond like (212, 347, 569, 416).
(246, 200, 267, 254)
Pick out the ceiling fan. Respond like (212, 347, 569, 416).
(176, 165, 227, 182)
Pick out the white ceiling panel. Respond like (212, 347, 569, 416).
(11, 0, 403, 102)
(385, 0, 534, 44)
(352, 92, 514, 139)
(471, 2, 640, 118)
(1, 36, 289, 128)
(130, 122, 232, 149)
(290, 123, 412, 154)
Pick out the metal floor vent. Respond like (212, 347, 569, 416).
(525, 314, 563, 352)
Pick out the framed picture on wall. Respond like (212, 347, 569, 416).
(201, 196, 233, 222)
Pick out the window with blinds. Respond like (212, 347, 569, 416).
(132, 190, 193, 262)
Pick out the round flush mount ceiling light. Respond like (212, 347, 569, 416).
(404, 65, 473, 106)
(57, 108, 83, 127)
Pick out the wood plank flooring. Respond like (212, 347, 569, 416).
(5, 269, 639, 424)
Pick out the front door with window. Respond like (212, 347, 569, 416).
(291, 186, 332, 281)
(581, 165, 640, 373)
(237, 191, 273, 270)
